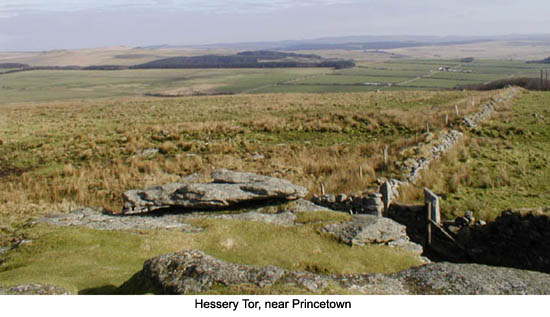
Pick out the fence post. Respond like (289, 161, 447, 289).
(427, 202, 432, 246)
(379, 182, 392, 217)
(455, 104, 459, 117)
(383, 146, 388, 165)
(424, 187, 441, 224)
(320, 183, 325, 196)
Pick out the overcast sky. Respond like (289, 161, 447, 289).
(0, 0, 549, 51)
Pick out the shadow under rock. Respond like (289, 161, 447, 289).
(111, 198, 293, 218)
(78, 271, 158, 295)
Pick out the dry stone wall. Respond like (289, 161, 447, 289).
(312, 193, 383, 215)
(458, 209, 550, 273)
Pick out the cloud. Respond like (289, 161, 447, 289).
(0, 0, 359, 17)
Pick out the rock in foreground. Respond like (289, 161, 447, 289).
(123, 169, 308, 214)
(142, 250, 326, 294)
(142, 250, 550, 295)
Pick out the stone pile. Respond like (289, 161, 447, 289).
(311, 193, 383, 215)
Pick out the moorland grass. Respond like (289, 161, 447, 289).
(400, 91, 550, 221)
(0, 90, 494, 227)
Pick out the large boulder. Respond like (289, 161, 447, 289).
(393, 262, 550, 295)
(322, 215, 423, 256)
(35, 207, 203, 232)
(123, 169, 308, 214)
(141, 250, 550, 295)
(142, 250, 326, 294)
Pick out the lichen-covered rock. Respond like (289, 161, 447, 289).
(141, 250, 550, 295)
(35, 207, 203, 232)
(321, 215, 423, 256)
(142, 250, 327, 294)
(322, 215, 406, 245)
(123, 169, 308, 214)
(394, 262, 550, 295)
(0, 284, 71, 295)
(188, 211, 297, 227)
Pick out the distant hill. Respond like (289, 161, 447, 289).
(139, 34, 550, 51)
(132, 51, 354, 69)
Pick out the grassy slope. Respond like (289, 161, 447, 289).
(0, 90, 495, 227)
(404, 91, 550, 221)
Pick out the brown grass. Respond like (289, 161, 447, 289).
(0, 89, 502, 226)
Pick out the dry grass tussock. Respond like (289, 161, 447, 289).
(0, 89, 501, 226)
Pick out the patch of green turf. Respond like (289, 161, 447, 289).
(0, 218, 422, 294)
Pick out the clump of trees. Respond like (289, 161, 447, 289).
(83, 65, 129, 70)
(132, 51, 355, 70)
(460, 57, 474, 63)
(0, 63, 29, 68)
(526, 57, 550, 64)
(236, 51, 322, 59)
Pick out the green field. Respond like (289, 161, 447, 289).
(0, 59, 548, 104)
(0, 68, 330, 103)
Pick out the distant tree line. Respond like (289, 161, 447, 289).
(460, 57, 474, 63)
(82, 65, 130, 70)
(0, 63, 29, 68)
(131, 51, 355, 70)
(458, 77, 550, 91)
(236, 51, 322, 59)
(526, 57, 550, 64)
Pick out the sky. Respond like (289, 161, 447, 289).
(0, 0, 549, 51)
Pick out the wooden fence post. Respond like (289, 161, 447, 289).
(427, 202, 432, 246)
(455, 104, 459, 117)
(383, 146, 388, 165)
(379, 182, 392, 217)
(320, 183, 325, 196)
